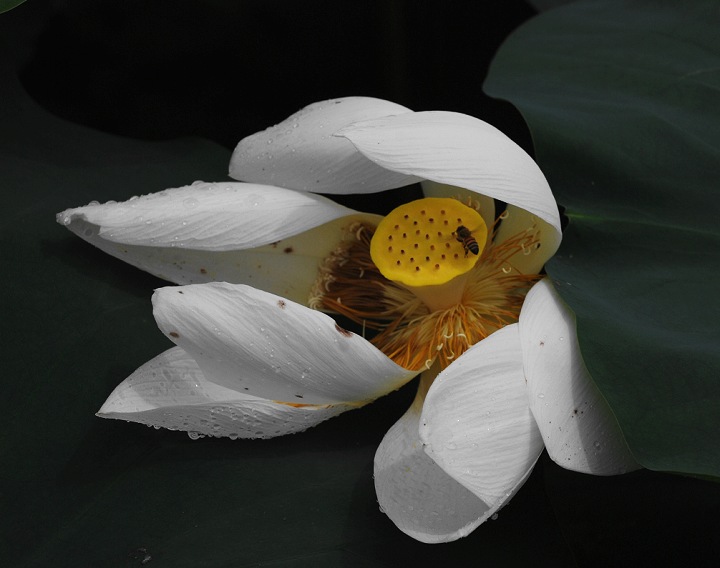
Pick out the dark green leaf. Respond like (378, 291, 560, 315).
(485, 0, 720, 477)
(0, 0, 26, 15)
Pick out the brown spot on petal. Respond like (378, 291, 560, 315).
(335, 323, 352, 337)
(199, 268, 207, 274)
(169, 331, 180, 338)
(283, 247, 294, 254)
(277, 300, 286, 309)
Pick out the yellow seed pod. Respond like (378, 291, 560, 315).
(370, 197, 487, 287)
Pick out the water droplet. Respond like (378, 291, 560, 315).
(245, 193, 265, 207)
(183, 197, 198, 209)
(187, 431, 202, 440)
(537, 393, 545, 399)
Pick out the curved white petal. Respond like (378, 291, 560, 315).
(520, 279, 640, 475)
(57, 181, 355, 251)
(62, 211, 379, 305)
(420, 324, 544, 505)
(494, 203, 562, 275)
(153, 282, 417, 405)
(229, 97, 421, 194)
(58, 182, 381, 304)
(338, 111, 561, 236)
(374, 373, 493, 543)
(98, 347, 354, 438)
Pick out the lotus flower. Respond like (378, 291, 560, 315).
(57, 97, 638, 542)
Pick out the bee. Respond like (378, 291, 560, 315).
(454, 225, 479, 257)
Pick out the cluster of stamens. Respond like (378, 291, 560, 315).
(309, 197, 542, 371)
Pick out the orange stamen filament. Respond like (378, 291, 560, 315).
(309, 201, 542, 371)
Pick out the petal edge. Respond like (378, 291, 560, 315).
(339, 111, 562, 235)
(98, 347, 354, 439)
(520, 279, 640, 475)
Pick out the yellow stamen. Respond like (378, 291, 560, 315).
(369, 198, 487, 311)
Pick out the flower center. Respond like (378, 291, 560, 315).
(310, 196, 541, 372)
(369, 198, 487, 311)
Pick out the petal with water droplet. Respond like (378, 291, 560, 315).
(519, 279, 640, 475)
(57, 182, 380, 304)
(98, 347, 354, 438)
(153, 282, 417, 405)
(229, 97, 420, 194)
(58, 181, 355, 251)
(374, 373, 493, 544)
(419, 324, 544, 505)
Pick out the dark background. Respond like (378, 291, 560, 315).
(17, 0, 535, 151)
(2, 1, 718, 567)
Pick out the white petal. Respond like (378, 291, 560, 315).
(98, 347, 353, 438)
(520, 279, 640, 475)
(419, 324, 544, 505)
(338, 111, 562, 235)
(374, 373, 493, 543)
(229, 97, 421, 194)
(65, 213, 379, 305)
(493, 203, 562, 275)
(58, 182, 381, 304)
(153, 283, 416, 405)
(57, 181, 354, 251)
